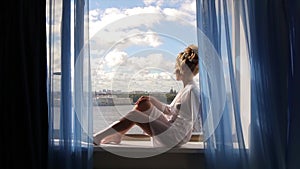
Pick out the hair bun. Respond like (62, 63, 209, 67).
(184, 45, 199, 75)
(184, 45, 198, 64)
(187, 44, 198, 55)
(175, 44, 199, 76)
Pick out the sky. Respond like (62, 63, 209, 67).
(88, 0, 198, 93)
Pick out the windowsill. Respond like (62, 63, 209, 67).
(93, 133, 204, 154)
(94, 140, 204, 154)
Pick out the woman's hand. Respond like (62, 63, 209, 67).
(135, 96, 150, 105)
(134, 96, 151, 112)
(136, 96, 172, 115)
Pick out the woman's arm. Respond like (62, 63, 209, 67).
(136, 96, 173, 115)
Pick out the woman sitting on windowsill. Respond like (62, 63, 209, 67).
(93, 45, 202, 147)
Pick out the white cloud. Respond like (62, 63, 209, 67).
(89, 6, 161, 38)
(127, 53, 173, 70)
(180, 0, 196, 14)
(163, 8, 189, 20)
(124, 31, 162, 47)
(90, 13, 163, 50)
(89, 8, 126, 37)
(104, 50, 128, 68)
(125, 6, 161, 15)
(91, 51, 179, 91)
(100, 8, 127, 25)
(143, 0, 164, 6)
(162, 4, 195, 25)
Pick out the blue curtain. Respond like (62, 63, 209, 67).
(241, 0, 300, 169)
(197, 0, 300, 169)
(242, 1, 288, 168)
(196, 0, 249, 169)
(285, 1, 300, 169)
(47, 0, 93, 169)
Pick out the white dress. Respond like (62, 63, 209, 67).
(149, 81, 202, 147)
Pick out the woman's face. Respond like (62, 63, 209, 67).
(174, 68, 182, 81)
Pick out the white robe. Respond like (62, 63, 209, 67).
(148, 81, 202, 147)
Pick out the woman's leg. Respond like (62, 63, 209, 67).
(93, 109, 171, 145)
(93, 116, 134, 145)
(132, 98, 171, 135)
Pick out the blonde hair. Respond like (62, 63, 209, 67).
(175, 45, 199, 76)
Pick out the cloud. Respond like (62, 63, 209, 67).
(89, 8, 125, 37)
(91, 51, 179, 91)
(180, 0, 196, 14)
(162, 0, 196, 25)
(89, 1, 196, 47)
(122, 31, 162, 47)
(143, 0, 164, 6)
(128, 53, 174, 70)
(89, 6, 161, 38)
(90, 14, 163, 51)
(163, 8, 191, 22)
(104, 50, 128, 68)
(125, 6, 161, 15)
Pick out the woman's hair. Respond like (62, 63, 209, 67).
(175, 44, 199, 76)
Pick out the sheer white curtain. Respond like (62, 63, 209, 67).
(196, 0, 250, 168)
(47, 0, 93, 169)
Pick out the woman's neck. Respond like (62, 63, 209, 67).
(182, 76, 194, 87)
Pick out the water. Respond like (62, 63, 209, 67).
(52, 105, 143, 136)
(93, 105, 143, 134)
(53, 105, 202, 135)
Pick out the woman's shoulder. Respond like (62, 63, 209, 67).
(186, 81, 200, 92)
(181, 82, 200, 97)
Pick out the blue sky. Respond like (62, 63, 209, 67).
(89, 0, 198, 92)
(89, 0, 182, 11)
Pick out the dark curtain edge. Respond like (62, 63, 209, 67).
(1, 0, 48, 169)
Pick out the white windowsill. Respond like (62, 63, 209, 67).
(94, 140, 204, 154)
(93, 134, 205, 154)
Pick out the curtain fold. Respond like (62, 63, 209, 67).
(196, 0, 249, 168)
(242, 0, 300, 169)
(286, 1, 300, 169)
(243, 1, 289, 168)
(197, 0, 300, 169)
(47, 0, 93, 168)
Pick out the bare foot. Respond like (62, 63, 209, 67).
(101, 133, 122, 144)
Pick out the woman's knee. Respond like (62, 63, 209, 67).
(125, 110, 150, 124)
(134, 99, 151, 112)
(125, 110, 137, 118)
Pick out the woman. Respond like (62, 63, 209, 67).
(93, 45, 202, 147)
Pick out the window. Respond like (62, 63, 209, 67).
(89, 0, 200, 136)
(48, 0, 251, 149)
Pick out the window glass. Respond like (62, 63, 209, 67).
(89, 0, 199, 134)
